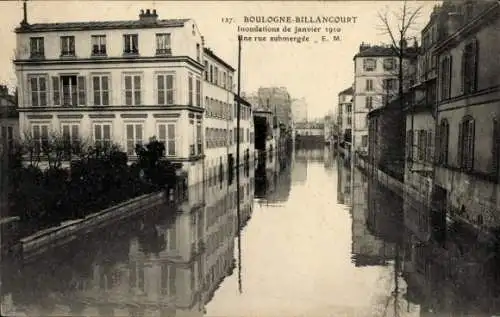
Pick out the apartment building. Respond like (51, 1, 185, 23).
(352, 42, 418, 154)
(433, 0, 500, 228)
(337, 85, 353, 144)
(203, 47, 235, 187)
(14, 7, 206, 185)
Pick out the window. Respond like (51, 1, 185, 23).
(32, 124, 49, 154)
(366, 96, 373, 109)
(196, 43, 200, 62)
(228, 75, 233, 91)
(188, 74, 194, 105)
(94, 123, 111, 149)
(210, 65, 213, 83)
(126, 123, 143, 155)
(362, 135, 368, 147)
(418, 130, 426, 161)
(204, 61, 209, 81)
(363, 58, 376, 72)
(158, 123, 176, 156)
(492, 119, 500, 177)
(406, 130, 414, 161)
(197, 121, 202, 154)
(156, 33, 171, 55)
(426, 131, 433, 163)
(383, 78, 397, 91)
(222, 72, 227, 89)
(92, 75, 109, 106)
(29, 75, 47, 107)
(56, 75, 86, 107)
(440, 56, 452, 100)
(60, 36, 75, 56)
(61, 123, 80, 155)
(383, 58, 395, 71)
(365, 79, 373, 91)
(437, 119, 449, 165)
(461, 39, 479, 95)
(30, 37, 44, 58)
(157, 73, 175, 105)
(347, 117, 352, 125)
(346, 104, 352, 113)
(91, 35, 107, 55)
(190, 121, 195, 155)
(124, 74, 141, 106)
(214, 67, 219, 85)
(124, 34, 139, 54)
(1, 126, 14, 152)
(196, 78, 201, 107)
(458, 116, 475, 171)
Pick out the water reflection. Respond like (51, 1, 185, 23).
(1, 167, 255, 317)
(340, 154, 500, 316)
(6, 147, 500, 316)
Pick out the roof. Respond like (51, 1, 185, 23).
(234, 94, 252, 107)
(203, 47, 235, 72)
(338, 86, 353, 96)
(15, 19, 190, 33)
(353, 45, 419, 60)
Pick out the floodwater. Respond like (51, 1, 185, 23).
(1, 146, 500, 317)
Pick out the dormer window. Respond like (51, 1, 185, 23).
(91, 35, 107, 56)
(60, 36, 75, 57)
(383, 58, 395, 71)
(363, 58, 376, 72)
(30, 37, 44, 58)
(124, 34, 139, 55)
(156, 33, 171, 55)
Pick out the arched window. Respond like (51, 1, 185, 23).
(458, 115, 475, 171)
(461, 38, 479, 95)
(440, 55, 452, 100)
(437, 119, 449, 165)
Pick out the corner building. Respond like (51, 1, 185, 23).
(14, 9, 206, 186)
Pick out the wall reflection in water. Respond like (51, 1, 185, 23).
(337, 155, 500, 316)
(0, 167, 255, 317)
(254, 148, 293, 205)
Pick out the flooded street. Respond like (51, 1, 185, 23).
(1, 147, 498, 317)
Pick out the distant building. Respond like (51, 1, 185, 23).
(337, 85, 353, 144)
(352, 42, 418, 154)
(257, 87, 292, 129)
(0, 85, 18, 151)
(291, 97, 308, 123)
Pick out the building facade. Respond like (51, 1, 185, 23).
(291, 97, 308, 123)
(433, 0, 500, 229)
(337, 85, 353, 145)
(256, 87, 292, 129)
(352, 43, 417, 155)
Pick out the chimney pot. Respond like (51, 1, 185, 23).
(140, 9, 144, 14)
(153, 9, 157, 15)
(146, 9, 151, 15)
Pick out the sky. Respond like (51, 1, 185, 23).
(0, 0, 439, 120)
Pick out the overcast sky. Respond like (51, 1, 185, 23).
(0, 0, 438, 119)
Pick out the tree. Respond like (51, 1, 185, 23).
(376, 0, 423, 109)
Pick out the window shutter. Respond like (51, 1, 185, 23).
(78, 76, 86, 106)
(448, 56, 453, 99)
(473, 39, 479, 92)
(52, 77, 60, 106)
(468, 119, 475, 170)
(461, 50, 466, 94)
(494, 119, 500, 178)
(457, 121, 463, 168)
(436, 124, 442, 164)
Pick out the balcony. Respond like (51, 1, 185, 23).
(156, 48, 172, 56)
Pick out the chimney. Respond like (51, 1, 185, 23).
(20, 0, 28, 26)
(139, 8, 158, 23)
(359, 42, 370, 52)
(201, 36, 205, 47)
